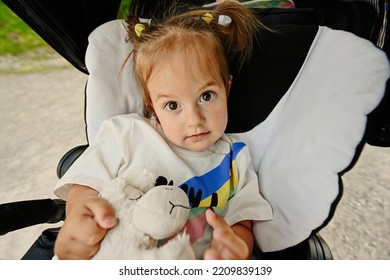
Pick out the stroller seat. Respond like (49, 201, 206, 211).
(1, 0, 389, 260)
(80, 18, 389, 253)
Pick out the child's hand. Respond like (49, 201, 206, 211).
(54, 185, 117, 259)
(203, 209, 252, 260)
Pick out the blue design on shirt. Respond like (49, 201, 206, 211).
(179, 142, 245, 208)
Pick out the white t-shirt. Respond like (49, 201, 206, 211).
(55, 113, 273, 258)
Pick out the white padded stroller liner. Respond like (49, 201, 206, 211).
(85, 20, 143, 143)
(243, 26, 389, 252)
(85, 21, 389, 252)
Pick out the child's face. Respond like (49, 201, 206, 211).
(146, 52, 229, 152)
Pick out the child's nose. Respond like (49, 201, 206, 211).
(185, 106, 204, 126)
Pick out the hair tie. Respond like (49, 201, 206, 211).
(139, 18, 152, 26)
(217, 15, 232, 27)
(135, 23, 146, 37)
(202, 12, 214, 25)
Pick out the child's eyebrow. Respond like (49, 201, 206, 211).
(196, 80, 222, 93)
(155, 93, 175, 102)
(154, 80, 221, 101)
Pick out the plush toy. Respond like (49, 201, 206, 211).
(92, 168, 195, 260)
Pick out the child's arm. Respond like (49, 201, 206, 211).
(203, 209, 253, 260)
(54, 184, 117, 259)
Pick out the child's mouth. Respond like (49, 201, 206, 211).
(186, 132, 210, 140)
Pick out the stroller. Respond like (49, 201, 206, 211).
(0, 0, 389, 260)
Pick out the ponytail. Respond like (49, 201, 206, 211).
(209, 1, 265, 64)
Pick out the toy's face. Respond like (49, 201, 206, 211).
(132, 186, 190, 240)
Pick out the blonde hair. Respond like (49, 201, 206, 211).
(125, 1, 265, 117)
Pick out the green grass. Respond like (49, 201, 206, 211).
(118, 0, 132, 19)
(0, 2, 48, 55)
(0, 0, 132, 56)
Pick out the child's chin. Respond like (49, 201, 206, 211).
(187, 143, 211, 152)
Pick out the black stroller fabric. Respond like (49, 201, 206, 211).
(2, 0, 122, 73)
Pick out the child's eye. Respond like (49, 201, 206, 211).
(164, 101, 181, 111)
(200, 91, 215, 102)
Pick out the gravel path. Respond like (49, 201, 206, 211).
(0, 50, 389, 260)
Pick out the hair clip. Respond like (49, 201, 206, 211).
(202, 12, 214, 25)
(139, 18, 152, 26)
(217, 15, 232, 27)
(135, 23, 146, 37)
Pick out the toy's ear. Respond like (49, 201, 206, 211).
(132, 186, 190, 240)
(122, 167, 158, 194)
(99, 176, 128, 205)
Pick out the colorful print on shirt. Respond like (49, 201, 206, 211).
(180, 142, 246, 244)
(179, 142, 245, 209)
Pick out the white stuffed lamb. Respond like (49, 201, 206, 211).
(92, 168, 195, 260)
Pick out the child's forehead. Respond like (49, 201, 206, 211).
(169, 48, 217, 69)
(152, 46, 224, 82)
(137, 31, 229, 88)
